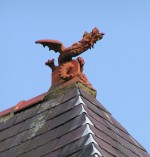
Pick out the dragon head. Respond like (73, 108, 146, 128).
(81, 27, 104, 47)
(92, 27, 105, 38)
(90, 27, 104, 46)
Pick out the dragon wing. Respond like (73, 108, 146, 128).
(35, 39, 65, 53)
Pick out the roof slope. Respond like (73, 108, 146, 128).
(0, 86, 149, 157)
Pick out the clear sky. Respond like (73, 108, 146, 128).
(0, 0, 150, 153)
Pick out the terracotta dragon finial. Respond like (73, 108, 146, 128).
(35, 27, 104, 89)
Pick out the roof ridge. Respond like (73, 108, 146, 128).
(0, 92, 47, 118)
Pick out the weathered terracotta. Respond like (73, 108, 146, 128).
(35, 27, 104, 90)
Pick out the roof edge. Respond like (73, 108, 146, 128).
(0, 92, 47, 118)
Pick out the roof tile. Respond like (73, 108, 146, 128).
(79, 88, 110, 114)
(15, 104, 40, 124)
(45, 96, 78, 121)
(83, 104, 108, 127)
(47, 104, 83, 130)
(75, 143, 101, 157)
(54, 124, 87, 150)
(0, 122, 23, 141)
(13, 141, 31, 156)
(0, 114, 18, 131)
(56, 134, 89, 157)
(18, 149, 35, 157)
(82, 97, 109, 120)
(62, 87, 80, 102)
(43, 149, 60, 157)
(94, 136, 120, 157)
(33, 139, 59, 157)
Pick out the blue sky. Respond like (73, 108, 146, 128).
(0, 0, 150, 152)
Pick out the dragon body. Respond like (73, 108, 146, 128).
(35, 27, 104, 86)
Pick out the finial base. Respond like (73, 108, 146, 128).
(50, 59, 94, 90)
(44, 59, 96, 100)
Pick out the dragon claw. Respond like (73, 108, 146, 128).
(45, 59, 56, 71)
(77, 57, 85, 66)
(45, 59, 55, 65)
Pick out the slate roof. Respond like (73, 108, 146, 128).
(0, 86, 150, 157)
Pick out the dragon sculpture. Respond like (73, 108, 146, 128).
(35, 27, 104, 88)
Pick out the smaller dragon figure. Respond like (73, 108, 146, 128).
(35, 27, 104, 88)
